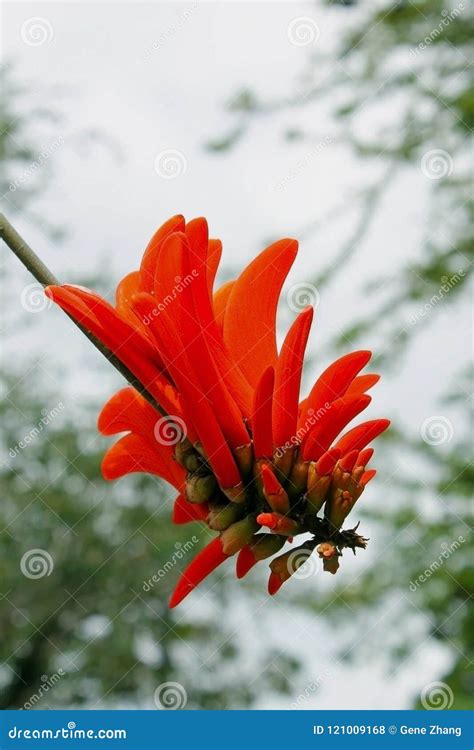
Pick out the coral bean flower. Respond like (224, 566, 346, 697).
(45, 215, 389, 607)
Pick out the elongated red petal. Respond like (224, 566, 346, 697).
(301, 351, 371, 425)
(268, 572, 284, 596)
(335, 419, 390, 454)
(131, 293, 241, 488)
(102, 434, 185, 490)
(207, 239, 222, 297)
(273, 306, 313, 450)
(236, 545, 258, 579)
(357, 448, 374, 467)
(169, 537, 228, 607)
(173, 495, 209, 525)
(223, 239, 298, 387)
(345, 373, 380, 396)
(98, 387, 159, 436)
(260, 463, 282, 496)
(360, 469, 376, 486)
(302, 395, 371, 461)
(315, 447, 341, 476)
(139, 214, 185, 293)
(339, 449, 359, 473)
(213, 280, 235, 330)
(251, 366, 274, 459)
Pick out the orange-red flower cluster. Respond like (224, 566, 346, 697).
(46, 215, 389, 607)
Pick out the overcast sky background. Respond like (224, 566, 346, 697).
(2, 1, 468, 709)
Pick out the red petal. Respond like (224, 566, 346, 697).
(268, 572, 284, 596)
(101, 434, 185, 490)
(251, 366, 274, 459)
(260, 463, 282, 496)
(139, 214, 185, 293)
(345, 373, 380, 396)
(360, 469, 376, 486)
(301, 351, 371, 425)
(223, 239, 298, 387)
(339, 449, 359, 473)
(357, 448, 374, 467)
(335, 419, 390, 454)
(302, 395, 372, 462)
(169, 537, 228, 608)
(172, 495, 209, 525)
(236, 545, 258, 579)
(213, 280, 235, 330)
(207, 239, 222, 297)
(273, 307, 313, 450)
(315, 447, 341, 476)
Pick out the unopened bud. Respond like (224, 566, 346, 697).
(221, 515, 259, 555)
(185, 474, 217, 504)
(207, 501, 245, 531)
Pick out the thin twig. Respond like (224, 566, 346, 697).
(0, 212, 167, 418)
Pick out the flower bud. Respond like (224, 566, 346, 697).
(221, 515, 259, 555)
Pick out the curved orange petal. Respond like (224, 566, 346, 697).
(251, 366, 274, 459)
(102, 433, 185, 490)
(300, 351, 371, 426)
(334, 418, 390, 454)
(273, 306, 313, 450)
(207, 239, 222, 297)
(139, 214, 185, 293)
(169, 537, 228, 608)
(223, 238, 298, 387)
(345, 373, 380, 396)
(302, 395, 372, 462)
(213, 280, 235, 330)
